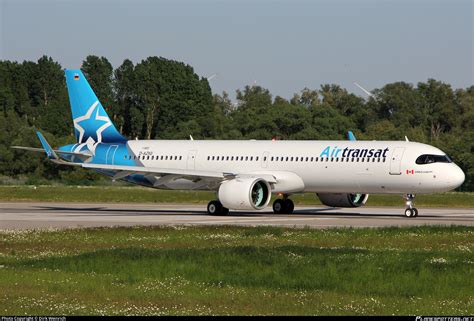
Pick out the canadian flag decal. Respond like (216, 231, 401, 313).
(406, 169, 414, 174)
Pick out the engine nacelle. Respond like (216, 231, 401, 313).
(218, 178, 271, 210)
(317, 193, 369, 208)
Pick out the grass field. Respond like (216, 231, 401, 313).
(0, 225, 472, 315)
(0, 185, 473, 207)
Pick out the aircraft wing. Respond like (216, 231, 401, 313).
(81, 163, 279, 186)
(82, 163, 232, 180)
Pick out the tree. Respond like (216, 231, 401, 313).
(290, 87, 319, 107)
(114, 59, 136, 137)
(417, 79, 458, 141)
(81, 55, 116, 122)
(374, 82, 427, 130)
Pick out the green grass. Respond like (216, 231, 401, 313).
(0, 185, 473, 207)
(0, 226, 473, 315)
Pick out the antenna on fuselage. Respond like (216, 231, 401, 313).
(189, 135, 194, 141)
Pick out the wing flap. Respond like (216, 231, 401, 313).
(82, 163, 227, 180)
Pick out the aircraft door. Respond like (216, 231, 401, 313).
(389, 147, 405, 175)
(106, 145, 119, 165)
(187, 150, 197, 170)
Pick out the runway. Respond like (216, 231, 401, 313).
(0, 202, 473, 230)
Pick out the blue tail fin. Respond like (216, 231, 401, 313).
(65, 70, 126, 144)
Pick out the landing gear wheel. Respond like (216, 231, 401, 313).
(403, 194, 418, 218)
(207, 200, 228, 216)
(273, 198, 294, 214)
(273, 199, 286, 214)
(284, 199, 294, 214)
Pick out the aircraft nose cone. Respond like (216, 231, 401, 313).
(450, 165, 465, 189)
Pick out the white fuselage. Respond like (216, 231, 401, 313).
(120, 140, 465, 194)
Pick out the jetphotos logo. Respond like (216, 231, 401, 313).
(320, 146, 389, 158)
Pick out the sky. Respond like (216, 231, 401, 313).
(1, 0, 472, 100)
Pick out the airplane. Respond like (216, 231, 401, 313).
(12, 70, 465, 218)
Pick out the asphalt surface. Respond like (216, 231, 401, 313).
(0, 202, 473, 230)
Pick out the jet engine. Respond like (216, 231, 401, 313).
(218, 177, 271, 210)
(317, 193, 369, 208)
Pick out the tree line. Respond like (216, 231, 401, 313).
(0, 55, 472, 190)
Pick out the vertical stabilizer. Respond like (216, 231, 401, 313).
(65, 70, 126, 145)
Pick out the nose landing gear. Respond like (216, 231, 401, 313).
(404, 194, 418, 218)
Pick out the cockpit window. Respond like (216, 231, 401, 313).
(416, 154, 452, 165)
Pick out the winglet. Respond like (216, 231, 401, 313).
(347, 131, 356, 141)
(36, 132, 59, 160)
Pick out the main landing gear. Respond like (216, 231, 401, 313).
(404, 194, 418, 218)
(207, 200, 229, 216)
(272, 196, 294, 214)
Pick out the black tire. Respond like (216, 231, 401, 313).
(412, 208, 419, 217)
(284, 199, 294, 214)
(273, 199, 285, 214)
(208, 200, 222, 215)
(404, 208, 414, 218)
(221, 206, 229, 216)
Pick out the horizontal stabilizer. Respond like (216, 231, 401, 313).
(36, 131, 59, 159)
(11, 146, 92, 158)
